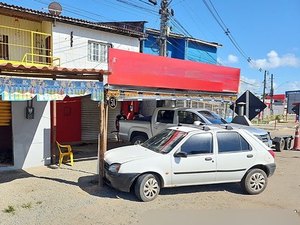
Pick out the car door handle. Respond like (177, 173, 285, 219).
(205, 157, 213, 161)
(247, 154, 253, 158)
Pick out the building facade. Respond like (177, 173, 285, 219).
(0, 3, 115, 170)
(143, 28, 220, 64)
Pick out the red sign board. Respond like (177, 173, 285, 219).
(108, 49, 240, 93)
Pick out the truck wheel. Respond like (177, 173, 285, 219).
(134, 174, 160, 202)
(241, 168, 268, 195)
(275, 139, 285, 152)
(131, 135, 147, 145)
(284, 137, 293, 150)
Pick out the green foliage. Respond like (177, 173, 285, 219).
(3, 205, 16, 214)
(21, 203, 32, 209)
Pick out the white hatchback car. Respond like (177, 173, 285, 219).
(104, 125, 276, 202)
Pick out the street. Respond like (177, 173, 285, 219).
(1, 122, 300, 225)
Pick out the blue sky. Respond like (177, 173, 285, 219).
(4, 0, 300, 96)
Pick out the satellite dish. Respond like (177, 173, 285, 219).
(48, 2, 62, 16)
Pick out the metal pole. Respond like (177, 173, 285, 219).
(246, 90, 250, 118)
(270, 73, 274, 116)
(262, 70, 267, 120)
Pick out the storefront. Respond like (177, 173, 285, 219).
(105, 48, 240, 138)
(0, 63, 107, 170)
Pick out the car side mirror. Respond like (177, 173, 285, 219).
(174, 151, 187, 158)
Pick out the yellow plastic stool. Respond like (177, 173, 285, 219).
(56, 141, 74, 167)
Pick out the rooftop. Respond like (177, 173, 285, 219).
(146, 28, 222, 47)
(0, 2, 146, 38)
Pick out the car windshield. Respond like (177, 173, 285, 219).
(141, 129, 187, 154)
(198, 110, 227, 124)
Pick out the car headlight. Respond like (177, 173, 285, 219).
(108, 163, 121, 173)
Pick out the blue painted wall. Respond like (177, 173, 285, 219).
(186, 41, 217, 64)
(143, 32, 218, 64)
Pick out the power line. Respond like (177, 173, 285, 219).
(201, 0, 261, 70)
(116, 0, 158, 15)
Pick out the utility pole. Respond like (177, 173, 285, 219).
(159, 0, 171, 56)
(148, 0, 173, 56)
(262, 70, 267, 120)
(270, 73, 274, 116)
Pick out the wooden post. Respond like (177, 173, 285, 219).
(98, 100, 108, 187)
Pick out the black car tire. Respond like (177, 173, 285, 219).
(275, 139, 285, 152)
(241, 168, 268, 195)
(134, 174, 160, 202)
(131, 135, 147, 145)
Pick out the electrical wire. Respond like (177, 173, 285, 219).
(202, 0, 262, 70)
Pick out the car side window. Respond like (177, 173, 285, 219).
(180, 133, 213, 155)
(178, 111, 205, 124)
(217, 132, 252, 153)
(156, 110, 174, 124)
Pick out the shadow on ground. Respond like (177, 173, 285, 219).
(1, 169, 243, 202)
(0, 169, 34, 183)
(160, 182, 243, 196)
(77, 174, 244, 202)
(0, 167, 79, 187)
(78, 175, 137, 201)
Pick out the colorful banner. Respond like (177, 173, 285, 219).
(0, 77, 103, 101)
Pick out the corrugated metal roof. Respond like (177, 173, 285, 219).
(0, 2, 145, 38)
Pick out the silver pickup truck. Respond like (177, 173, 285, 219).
(118, 107, 273, 147)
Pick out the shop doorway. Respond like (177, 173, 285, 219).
(0, 101, 13, 166)
(56, 97, 81, 143)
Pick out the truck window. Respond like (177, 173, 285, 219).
(156, 110, 174, 124)
(178, 111, 205, 124)
(198, 110, 227, 124)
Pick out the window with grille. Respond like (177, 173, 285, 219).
(0, 35, 9, 60)
(88, 41, 110, 63)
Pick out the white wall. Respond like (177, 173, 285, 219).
(10, 99, 51, 170)
(53, 22, 140, 69)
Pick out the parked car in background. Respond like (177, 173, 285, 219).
(104, 125, 276, 202)
(118, 107, 272, 147)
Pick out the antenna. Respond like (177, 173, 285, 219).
(48, 2, 62, 16)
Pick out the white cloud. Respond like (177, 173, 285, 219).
(217, 54, 239, 65)
(228, 54, 238, 63)
(251, 50, 300, 69)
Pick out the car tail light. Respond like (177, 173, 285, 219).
(268, 149, 275, 158)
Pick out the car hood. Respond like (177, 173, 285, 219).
(227, 123, 268, 135)
(104, 145, 159, 164)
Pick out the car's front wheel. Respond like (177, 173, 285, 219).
(241, 168, 268, 195)
(134, 174, 160, 202)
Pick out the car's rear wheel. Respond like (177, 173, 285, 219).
(241, 168, 268, 195)
(131, 135, 147, 145)
(134, 174, 160, 202)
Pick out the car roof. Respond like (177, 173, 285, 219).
(168, 124, 236, 133)
(156, 107, 208, 111)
